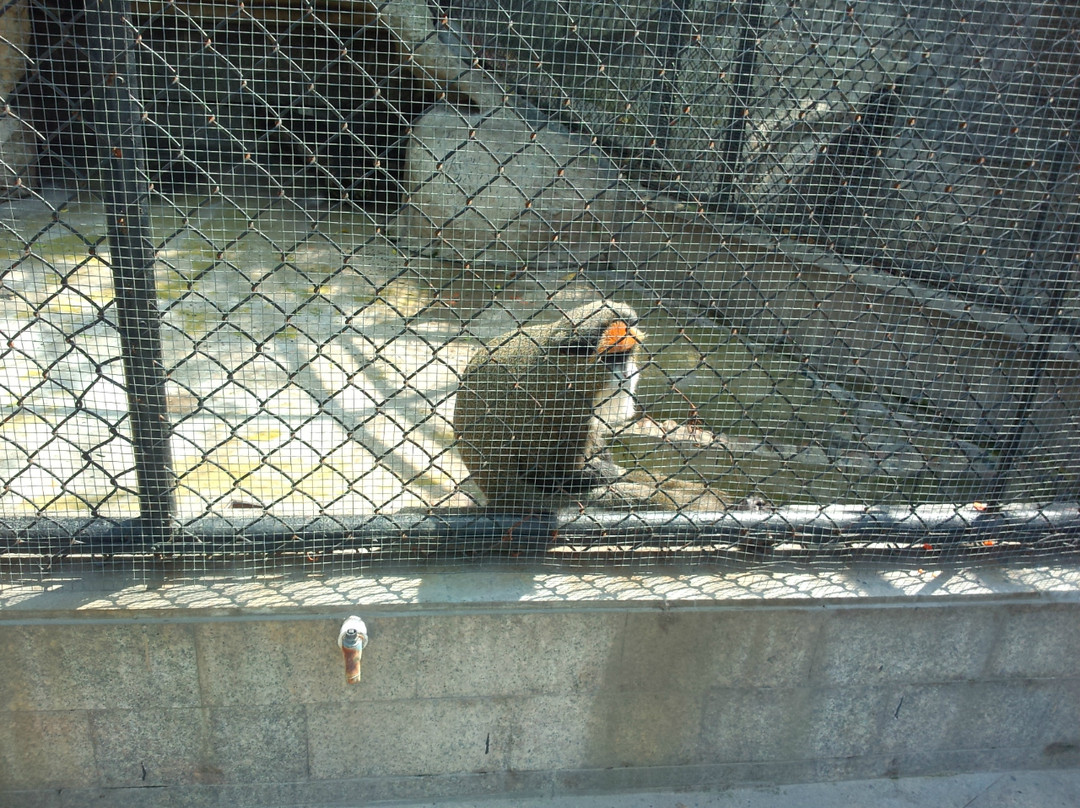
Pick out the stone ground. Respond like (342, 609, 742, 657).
(381, 770, 1080, 808)
(0, 188, 995, 524)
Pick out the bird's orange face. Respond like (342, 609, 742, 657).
(597, 320, 642, 356)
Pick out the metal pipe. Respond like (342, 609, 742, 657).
(338, 616, 368, 684)
(85, 0, 175, 546)
(4, 504, 1078, 562)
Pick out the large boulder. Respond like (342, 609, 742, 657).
(394, 104, 674, 267)
(0, 0, 33, 193)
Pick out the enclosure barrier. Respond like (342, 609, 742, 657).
(88, 0, 175, 545)
(0, 0, 1077, 584)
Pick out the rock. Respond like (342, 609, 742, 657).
(0, 0, 33, 193)
(394, 105, 676, 267)
(589, 474, 729, 512)
(0, 0, 28, 100)
(0, 116, 34, 193)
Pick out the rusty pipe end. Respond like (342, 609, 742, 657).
(338, 615, 368, 685)
(342, 645, 363, 683)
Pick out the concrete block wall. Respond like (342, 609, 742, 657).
(1, 565, 1079, 806)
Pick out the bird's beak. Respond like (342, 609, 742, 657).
(338, 615, 368, 684)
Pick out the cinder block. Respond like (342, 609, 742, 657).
(699, 686, 813, 763)
(612, 611, 734, 694)
(807, 683, 962, 760)
(208, 705, 308, 783)
(614, 608, 820, 693)
(412, 611, 620, 699)
(506, 692, 597, 771)
(306, 697, 514, 779)
(986, 604, 1080, 679)
(89, 707, 209, 787)
(0, 710, 96, 791)
(583, 687, 708, 768)
(813, 606, 997, 685)
(0, 623, 200, 712)
(944, 679, 1080, 752)
(509, 688, 707, 772)
(88, 706, 307, 788)
(807, 685, 896, 760)
(868, 683, 965, 757)
(730, 609, 823, 687)
(195, 616, 417, 706)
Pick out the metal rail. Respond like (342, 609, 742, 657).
(85, 0, 175, 545)
(3, 505, 1078, 564)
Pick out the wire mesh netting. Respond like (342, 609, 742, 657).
(0, 0, 1077, 584)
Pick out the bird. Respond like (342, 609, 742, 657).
(452, 300, 644, 511)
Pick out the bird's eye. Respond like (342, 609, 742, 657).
(558, 334, 597, 355)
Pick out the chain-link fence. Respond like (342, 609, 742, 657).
(0, 0, 1077, 584)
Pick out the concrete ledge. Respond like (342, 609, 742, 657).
(2, 563, 1079, 806)
(6, 769, 1080, 808)
(4, 560, 1080, 613)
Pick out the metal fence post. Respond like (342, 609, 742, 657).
(85, 0, 175, 545)
(650, 0, 690, 163)
(983, 137, 1080, 507)
(711, 0, 763, 213)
